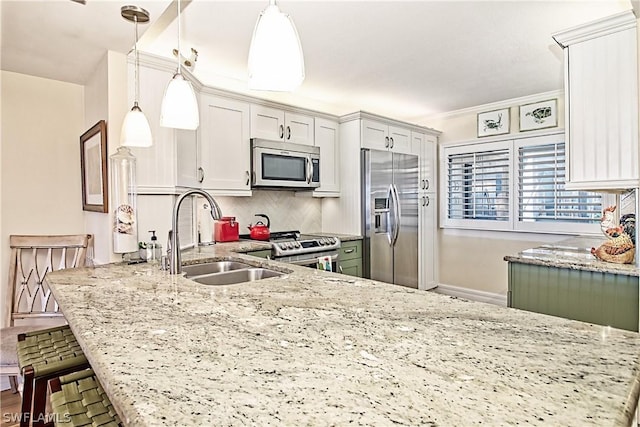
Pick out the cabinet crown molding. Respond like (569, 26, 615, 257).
(340, 110, 441, 136)
(552, 10, 637, 47)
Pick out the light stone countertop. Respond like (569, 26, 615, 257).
(46, 243, 640, 426)
(504, 235, 640, 277)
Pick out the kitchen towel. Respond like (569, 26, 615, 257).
(317, 256, 332, 272)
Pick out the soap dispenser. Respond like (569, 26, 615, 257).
(145, 230, 162, 263)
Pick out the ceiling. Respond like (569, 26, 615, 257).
(1, 1, 634, 123)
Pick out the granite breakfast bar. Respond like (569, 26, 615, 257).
(46, 242, 640, 426)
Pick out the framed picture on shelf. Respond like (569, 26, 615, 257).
(519, 99, 558, 131)
(477, 108, 510, 137)
(80, 120, 108, 213)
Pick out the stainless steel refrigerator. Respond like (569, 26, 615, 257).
(361, 149, 419, 288)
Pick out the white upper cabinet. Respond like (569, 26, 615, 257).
(313, 118, 340, 195)
(361, 119, 411, 153)
(175, 129, 200, 189)
(250, 105, 314, 146)
(199, 94, 252, 195)
(129, 64, 178, 193)
(412, 132, 437, 192)
(553, 11, 639, 191)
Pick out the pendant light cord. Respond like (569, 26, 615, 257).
(134, 14, 139, 106)
(177, 0, 182, 75)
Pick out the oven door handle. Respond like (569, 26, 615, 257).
(283, 253, 339, 266)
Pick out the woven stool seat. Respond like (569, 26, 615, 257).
(17, 325, 88, 376)
(17, 326, 90, 427)
(50, 369, 122, 427)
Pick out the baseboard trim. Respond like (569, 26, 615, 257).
(433, 283, 507, 307)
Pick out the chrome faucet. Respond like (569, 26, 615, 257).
(168, 189, 223, 274)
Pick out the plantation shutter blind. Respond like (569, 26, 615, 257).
(447, 146, 510, 221)
(518, 142, 601, 223)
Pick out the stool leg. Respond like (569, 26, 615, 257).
(9, 375, 19, 393)
(32, 377, 48, 427)
(20, 367, 34, 427)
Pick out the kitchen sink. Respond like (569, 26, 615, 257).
(182, 261, 252, 277)
(189, 268, 283, 286)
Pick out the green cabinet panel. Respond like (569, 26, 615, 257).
(508, 262, 638, 332)
(245, 249, 272, 259)
(340, 258, 362, 277)
(339, 240, 362, 277)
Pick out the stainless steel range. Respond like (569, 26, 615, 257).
(243, 230, 341, 270)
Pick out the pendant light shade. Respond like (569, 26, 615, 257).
(248, 0, 305, 91)
(121, 104, 153, 147)
(160, 0, 199, 130)
(120, 5, 153, 147)
(160, 73, 199, 130)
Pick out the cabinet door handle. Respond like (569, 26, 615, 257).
(344, 248, 355, 254)
(425, 179, 430, 190)
(279, 124, 284, 139)
(390, 137, 394, 149)
(245, 170, 250, 186)
(385, 136, 390, 148)
(286, 126, 291, 140)
(424, 195, 430, 207)
(339, 265, 343, 274)
(198, 167, 204, 183)
(421, 179, 425, 190)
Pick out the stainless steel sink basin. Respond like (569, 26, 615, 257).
(190, 268, 283, 285)
(182, 261, 252, 277)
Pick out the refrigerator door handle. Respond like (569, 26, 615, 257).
(386, 185, 394, 246)
(391, 184, 401, 246)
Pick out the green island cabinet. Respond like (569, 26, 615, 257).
(245, 249, 272, 259)
(339, 240, 363, 277)
(507, 262, 639, 332)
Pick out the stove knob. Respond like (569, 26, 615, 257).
(295, 241, 301, 248)
(285, 242, 292, 249)
(320, 238, 326, 245)
(329, 238, 335, 244)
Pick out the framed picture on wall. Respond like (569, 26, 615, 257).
(477, 108, 510, 137)
(519, 99, 558, 131)
(80, 120, 108, 213)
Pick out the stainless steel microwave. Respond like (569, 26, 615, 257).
(251, 139, 320, 189)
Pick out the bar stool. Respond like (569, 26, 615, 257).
(49, 369, 122, 427)
(0, 235, 93, 426)
(18, 326, 89, 427)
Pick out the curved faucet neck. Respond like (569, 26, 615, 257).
(169, 189, 223, 274)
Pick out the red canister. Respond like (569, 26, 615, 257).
(214, 217, 239, 242)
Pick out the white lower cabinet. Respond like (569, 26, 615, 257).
(198, 94, 252, 195)
(313, 118, 340, 195)
(419, 192, 437, 290)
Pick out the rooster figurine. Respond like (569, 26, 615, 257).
(591, 205, 636, 264)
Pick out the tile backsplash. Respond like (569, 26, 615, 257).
(196, 190, 322, 243)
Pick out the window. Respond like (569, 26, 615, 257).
(444, 141, 512, 231)
(515, 136, 602, 233)
(441, 132, 606, 234)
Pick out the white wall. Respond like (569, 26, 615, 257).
(421, 91, 570, 296)
(83, 51, 129, 264)
(0, 71, 85, 327)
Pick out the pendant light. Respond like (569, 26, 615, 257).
(160, 0, 199, 130)
(248, 0, 305, 91)
(120, 5, 153, 147)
